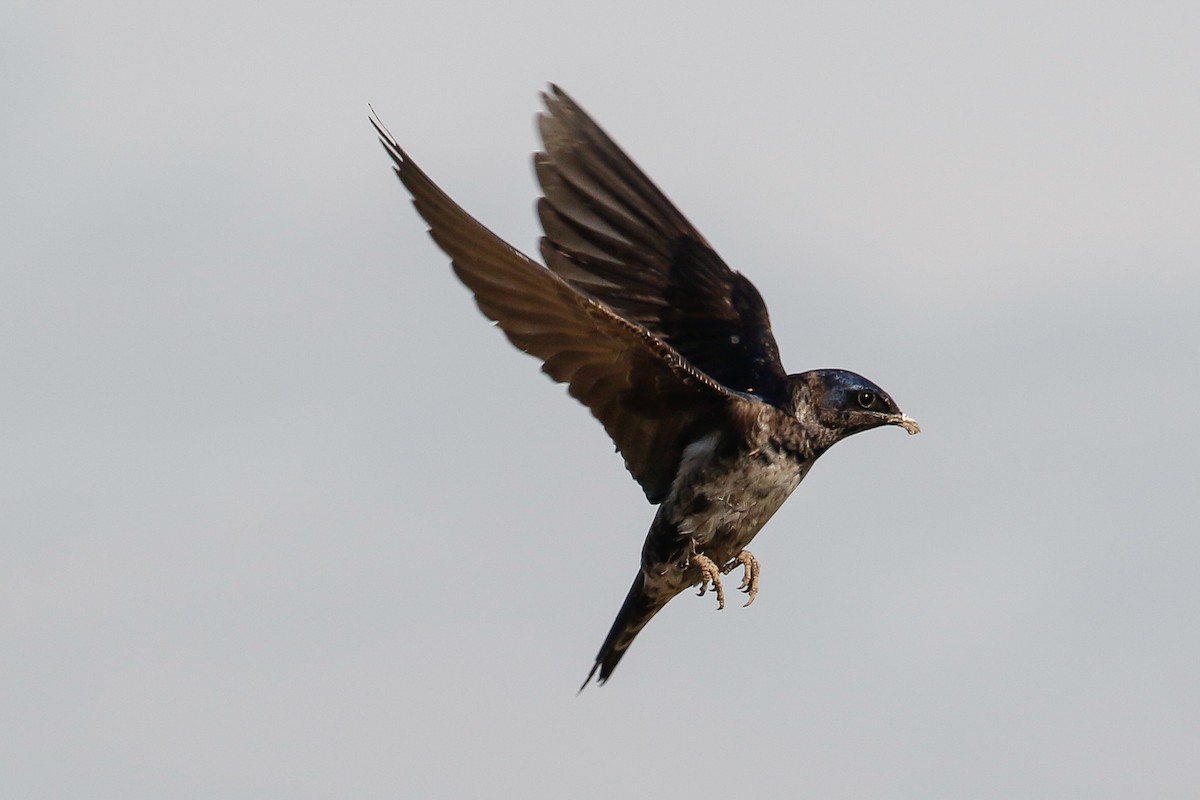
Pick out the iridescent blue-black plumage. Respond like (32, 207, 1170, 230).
(371, 86, 918, 689)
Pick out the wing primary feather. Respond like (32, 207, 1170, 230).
(531, 88, 792, 406)
(370, 108, 747, 502)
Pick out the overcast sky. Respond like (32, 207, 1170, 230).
(4, 1, 1199, 797)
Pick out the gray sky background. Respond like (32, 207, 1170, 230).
(4, 1, 1199, 797)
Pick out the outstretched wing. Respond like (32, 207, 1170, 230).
(371, 112, 745, 503)
(535, 85, 790, 407)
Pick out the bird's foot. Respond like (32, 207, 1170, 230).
(724, 550, 760, 607)
(693, 553, 726, 610)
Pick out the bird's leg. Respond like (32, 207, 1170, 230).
(692, 553, 726, 610)
(723, 550, 760, 607)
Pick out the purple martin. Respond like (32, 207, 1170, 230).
(371, 86, 919, 689)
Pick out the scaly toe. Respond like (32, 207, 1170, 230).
(735, 550, 760, 607)
(692, 554, 725, 610)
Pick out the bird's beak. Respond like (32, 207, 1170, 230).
(892, 413, 921, 435)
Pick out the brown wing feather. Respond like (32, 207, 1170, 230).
(534, 85, 791, 407)
(370, 112, 742, 503)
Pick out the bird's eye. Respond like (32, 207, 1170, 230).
(857, 391, 876, 409)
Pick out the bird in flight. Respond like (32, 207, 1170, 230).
(371, 86, 919, 689)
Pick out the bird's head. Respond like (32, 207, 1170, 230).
(790, 369, 920, 441)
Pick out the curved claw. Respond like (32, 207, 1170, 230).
(729, 550, 760, 607)
(692, 554, 725, 610)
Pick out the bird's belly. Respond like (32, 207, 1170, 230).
(649, 442, 810, 579)
(681, 460, 807, 558)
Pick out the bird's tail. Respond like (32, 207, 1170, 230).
(579, 571, 667, 691)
